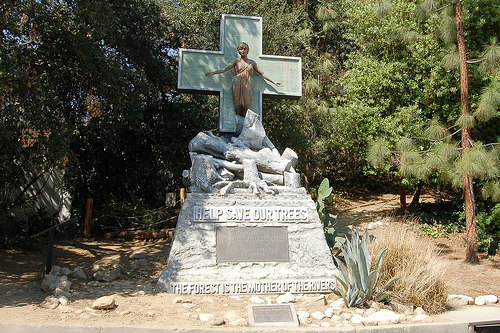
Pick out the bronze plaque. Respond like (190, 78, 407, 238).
(248, 304, 299, 326)
(216, 226, 289, 263)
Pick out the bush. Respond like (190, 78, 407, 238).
(476, 203, 500, 255)
(370, 225, 451, 314)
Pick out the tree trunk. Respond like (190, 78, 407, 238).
(399, 178, 407, 210)
(409, 180, 423, 209)
(455, 1, 479, 263)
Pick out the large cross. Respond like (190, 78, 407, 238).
(177, 14, 302, 133)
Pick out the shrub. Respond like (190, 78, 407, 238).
(370, 225, 451, 314)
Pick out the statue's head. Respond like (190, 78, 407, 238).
(237, 42, 249, 52)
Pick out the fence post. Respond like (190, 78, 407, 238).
(180, 188, 185, 207)
(84, 198, 93, 237)
(46, 228, 55, 274)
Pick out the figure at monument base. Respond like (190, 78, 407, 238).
(184, 109, 302, 195)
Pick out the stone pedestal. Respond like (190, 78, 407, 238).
(156, 193, 337, 295)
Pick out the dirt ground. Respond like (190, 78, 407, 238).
(1, 191, 499, 329)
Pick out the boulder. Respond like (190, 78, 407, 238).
(350, 314, 364, 326)
(363, 309, 405, 326)
(447, 294, 472, 308)
(92, 296, 116, 310)
(72, 268, 87, 280)
(476, 295, 498, 305)
(311, 311, 326, 320)
(39, 296, 60, 309)
(296, 311, 310, 325)
(208, 316, 226, 326)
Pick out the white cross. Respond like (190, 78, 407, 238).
(178, 14, 302, 133)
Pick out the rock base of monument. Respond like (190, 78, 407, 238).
(156, 193, 338, 295)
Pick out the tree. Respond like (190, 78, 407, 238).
(365, 0, 500, 263)
(1, 0, 194, 239)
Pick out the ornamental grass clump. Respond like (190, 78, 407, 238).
(370, 225, 451, 314)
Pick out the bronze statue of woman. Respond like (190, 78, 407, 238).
(206, 42, 282, 118)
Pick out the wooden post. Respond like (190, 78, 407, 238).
(84, 198, 93, 237)
(46, 229, 55, 274)
(180, 188, 186, 207)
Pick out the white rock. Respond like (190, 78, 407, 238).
(362, 315, 378, 326)
(224, 311, 240, 322)
(324, 308, 335, 318)
(264, 297, 273, 304)
(249, 296, 265, 304)
(412, 314, 431, 322)
(208, 316, 225, 326)
(276, 292, 296, 304)
(447, 294, 471, 307)
(39, 296, 60, 309)
(340, 312, 352, 321)
(330, 315, 341, 322)
(321, 322, 331, 327)
(476, 295, 498, 305)
(311, 311, 326, 320)
(350, 314, 364, 325)
(199, 313, 215, 322)
(475, 297, 486, 306)
(355, 308, 365, 315)
(468, 297, 475, 305)
(414, 306, 426, 315)
(330, 299, 346, 308)
(61, 267, 70, 276)
(182, 303, 194, 308)
(58, 296, 69, 306)
(363, 309, 404, 326)
(92, 296, 115, 310)
(296, 311, 310, 324)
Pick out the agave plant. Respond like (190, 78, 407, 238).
(333, 229, 400, 307)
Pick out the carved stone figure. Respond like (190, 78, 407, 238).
(184, 110, 302, 195)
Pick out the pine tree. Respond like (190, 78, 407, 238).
(367, 0, 500, 263)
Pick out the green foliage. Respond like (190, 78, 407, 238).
(333, 230, 400, 307)
(472, 204, 500, 254)
(405, 209, 465, 238)
(0, 204, 53, 249)
(0, 0, 207, 236)
(316, 178, 350, 249)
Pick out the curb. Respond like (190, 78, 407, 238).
(0, 322, 469, 333)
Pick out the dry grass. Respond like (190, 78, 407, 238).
(370, 224, 452, 314)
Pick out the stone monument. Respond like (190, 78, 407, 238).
(156, 14, 337, 295)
